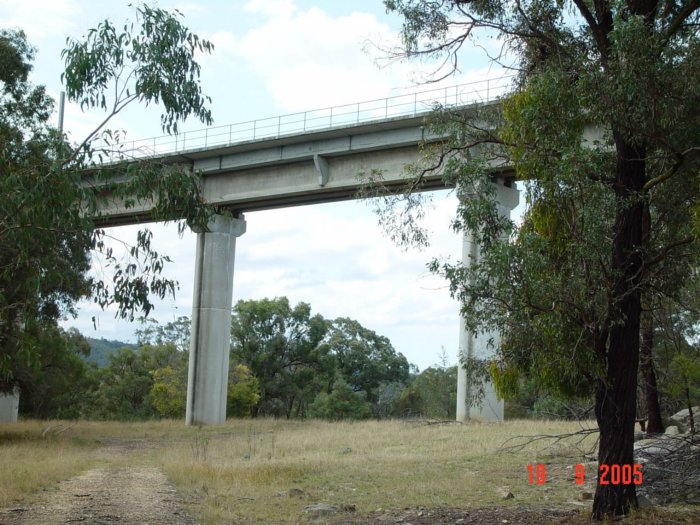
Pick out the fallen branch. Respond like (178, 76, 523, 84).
(41, 424, 74, 438)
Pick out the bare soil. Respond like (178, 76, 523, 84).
(0, 466, 197, 525)
(0, 441, 197, 525)
(334, 505, 698, 525)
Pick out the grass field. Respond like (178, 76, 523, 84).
(0, 418, 608, 523)
(159, 419, 602, 523)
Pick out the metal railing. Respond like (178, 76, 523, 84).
(97, 75, 514, 160)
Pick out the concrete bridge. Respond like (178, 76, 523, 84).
(93, 77, 518, 425)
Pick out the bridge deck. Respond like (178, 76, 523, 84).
(91, 78, 513, 226)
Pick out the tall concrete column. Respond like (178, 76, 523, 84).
(456, 180, 518, 422)
(186, 214, 246, 425)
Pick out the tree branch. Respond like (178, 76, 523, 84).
(645, 236, 695, 268)
(664, 0, 700, 39)
(644, 146, 700, 191)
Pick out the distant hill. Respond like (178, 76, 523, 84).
(85, 337, 137, 367)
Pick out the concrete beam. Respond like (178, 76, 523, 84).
(88, 107, 513, 227)
(314, 154, 329, 186)
(185, 214, 246, 425)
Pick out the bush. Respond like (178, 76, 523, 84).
(308, 377, 371, 420)
(532, 394, 592, 420)
(227, 364, 260, 417)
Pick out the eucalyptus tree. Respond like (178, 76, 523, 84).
(322, 317, 411, 402)
(230, 297, 333, 418)
(1, 5, 216, 395)
(383, 0, 700, 519)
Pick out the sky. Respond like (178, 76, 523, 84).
(0, 0, 517, 371)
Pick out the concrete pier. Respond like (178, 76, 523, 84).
(0, 388, 19, 423)
(456, 181, 518, 422)
(186, 214, 246, 425)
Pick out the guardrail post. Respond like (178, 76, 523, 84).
(229, 124, 232, 145)
(205, 127, 208, 148)
(303, 112, 307, 132)
(253, 120, 256, 140)
(278, 115, 281, 137)
(329, 107, 333, 128)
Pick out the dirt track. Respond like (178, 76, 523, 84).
(0, 465, 197, 525)
(0, 441, 197, 525)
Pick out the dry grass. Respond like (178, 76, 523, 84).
(155, 419, 600, 524)
(0, 418, 609, 524)
(0, 420, 99, 507)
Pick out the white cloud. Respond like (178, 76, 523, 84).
(220, 5, 401, 111)
(171, 2, 206, 17)
(244, 0, 297, 19)
(209, 1, 510, 118)
(0, 0, 82, 41)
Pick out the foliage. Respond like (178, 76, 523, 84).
(17, 325, 98, 419)
(412, 365, 457, 419)
(371, 380, 408, 418)
(92, 343, 181, 420)
(531, 394, 593, 421)
(230, 297, 411, 419)
(395, 384, 423, 417)
(150, 361, 187, 418)
(84, 337, 137, 367)
(307, 375, 372, 420)
(136, 316, 191, 353)
(0, 5, 215, 394)
(384, 0, 700, 519)
(649, 280, 700, 418)
(230, 297, 333, 418)
(227, 363, 260, 418)
(61, 4, 213, 138)
(392, 351, 457, 419)
(0, 28, 91, 392)
(667, 352, 700, 429)
(8, 299, 408, 420)
(322, 317, 410, 403)
(91, 347, 154, 419)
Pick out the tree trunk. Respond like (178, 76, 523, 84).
(639, 311, 664, 434)
(592, 135, 645, 520)
(686, 388, 696, 434)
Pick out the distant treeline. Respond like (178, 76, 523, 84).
(13, 298, 460, 421)
(84, 338, 137, 368)
(13, 297, 694, 423)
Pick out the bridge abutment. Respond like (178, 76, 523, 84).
(457, 180, 518, 422)
(186, 214, 246, 425)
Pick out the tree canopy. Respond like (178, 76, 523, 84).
(383, 0, 700, 518)
(230, 297, 412, 419)
(0, 5, 216, 394)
